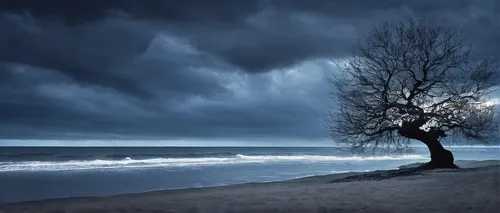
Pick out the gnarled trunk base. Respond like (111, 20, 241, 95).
(398, 123, 460, 170)
(418, 144, 459, 170)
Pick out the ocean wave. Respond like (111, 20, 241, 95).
(234, 154, 425, 161)
(0, 152, 239, 161)
(0, 154, 427, 172)
(0, 152, 55, 157)
(102, 153, 239, 160)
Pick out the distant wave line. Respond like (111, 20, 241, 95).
(0, 154, 427, 172)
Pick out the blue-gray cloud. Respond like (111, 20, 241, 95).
(0, 0, 499, 141)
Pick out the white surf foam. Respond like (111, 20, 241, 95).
(0, 154, 427, 172)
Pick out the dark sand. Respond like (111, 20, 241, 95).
(1, 160, 498, 213)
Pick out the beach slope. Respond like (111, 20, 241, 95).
(1, 160, 499, 213)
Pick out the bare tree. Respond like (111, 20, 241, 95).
(326, 17, 498, 169)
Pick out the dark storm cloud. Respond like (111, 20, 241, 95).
(0, 0, 499, 142)
(0, 13, 229, 98)
(0, 15, 154, 97)
(0, 0, 474, 23)
(0, 0, 260, 25)
(4, 0, 497, 72)
(188, 0, 500, 72)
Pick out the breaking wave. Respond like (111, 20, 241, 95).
(0, 154, 426, 172)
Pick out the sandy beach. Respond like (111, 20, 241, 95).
(1, 160, 498, 213)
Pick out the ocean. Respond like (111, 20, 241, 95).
(0, 146, 499, 204)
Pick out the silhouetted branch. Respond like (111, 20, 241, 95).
(326, 17, 499, 153)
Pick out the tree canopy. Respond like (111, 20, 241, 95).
(326, 17, 499, 154)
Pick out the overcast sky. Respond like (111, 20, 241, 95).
(1, 0, 499, 146)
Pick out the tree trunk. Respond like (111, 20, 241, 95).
(420, 139, 459, 169)
(399, 125, 459, 170)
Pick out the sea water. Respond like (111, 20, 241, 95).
(0, 146, 498, 204)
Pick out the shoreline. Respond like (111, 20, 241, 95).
(1, 160, 499, 213)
